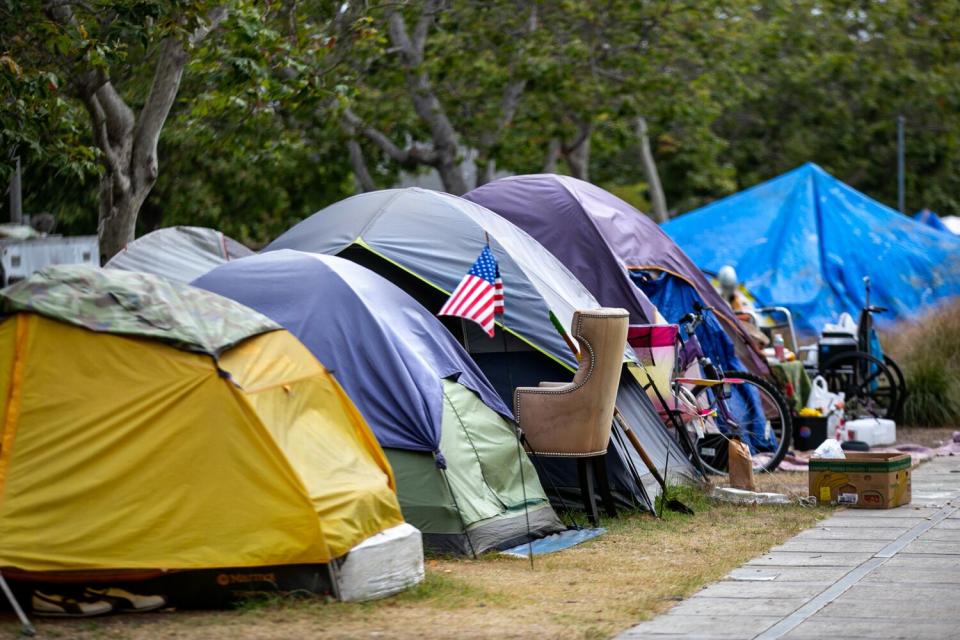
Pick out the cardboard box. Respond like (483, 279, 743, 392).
(809, 452, 911, 508)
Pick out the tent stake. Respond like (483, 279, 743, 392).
(0, 571, 35, 637)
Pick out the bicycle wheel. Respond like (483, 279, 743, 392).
(686, 371, 793, 475)
(820, 351, 899, 419)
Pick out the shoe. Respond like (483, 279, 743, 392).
(84, 587, 166, 613)
(32, 591, 113, 617)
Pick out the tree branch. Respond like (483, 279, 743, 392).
(82, 93, 123, 178)
(134, 6, 229, 187)
(383, 1, 466, 192)
(188, 5, 229, 47)
(346, 138, 376, 192)
(562, 119, 592, 155)
(341, 108, 439, 167)
(477, 4, 537, 154)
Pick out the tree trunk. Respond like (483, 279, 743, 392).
(474, 157, 497, 188)
(563, 122, 592, 180)
(636, 116, 668, 222)
(345, 2, 534, 195)
(97, 172, 139, 260)
(53, 3, 228, 260)
(542, 138, 561, 173)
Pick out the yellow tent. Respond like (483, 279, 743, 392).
(0, 267, 403, 577)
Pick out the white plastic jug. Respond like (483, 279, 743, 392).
(843, 418, 896, 447)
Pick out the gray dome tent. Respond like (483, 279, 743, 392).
(265, 188, 698, 510)
(106, 226, 253, 283)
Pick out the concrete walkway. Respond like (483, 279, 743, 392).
(618, 455, 960, 640)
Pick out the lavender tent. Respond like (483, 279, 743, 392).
(464, 174, 768, 376)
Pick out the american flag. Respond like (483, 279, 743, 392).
(439, 245, 504, 337)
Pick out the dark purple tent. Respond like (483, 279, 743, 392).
(464, 174, 767, 375)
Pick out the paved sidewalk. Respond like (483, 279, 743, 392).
(618, 455, 960, 640)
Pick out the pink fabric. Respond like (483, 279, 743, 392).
(628, 324, 678, 349)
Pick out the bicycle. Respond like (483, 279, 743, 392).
(630, 303, 793, 475)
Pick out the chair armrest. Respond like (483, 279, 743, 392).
(538, 381, 567, 388)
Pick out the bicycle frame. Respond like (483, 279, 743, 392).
(628, 309, 747, 443)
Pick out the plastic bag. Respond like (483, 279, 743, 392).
(806, 376, 843, 414)
(812, 438, 845, 459)
(823, 313, 857, 336)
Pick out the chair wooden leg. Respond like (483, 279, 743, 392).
(578, 457, 600, 526)
(594, 455, 617, 518)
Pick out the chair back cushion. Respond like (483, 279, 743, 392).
(514, 308, 629, 456)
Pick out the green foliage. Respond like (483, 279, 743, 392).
(886, 300, 960, 427)
(5, 0, 960, 237)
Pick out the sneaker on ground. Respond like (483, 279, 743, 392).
(32, 591, 113, 617)
(84, 587, 167, 612)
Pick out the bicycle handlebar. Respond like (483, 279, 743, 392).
(679, 304, 716, 332)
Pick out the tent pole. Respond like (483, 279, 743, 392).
(326, 561, 342, 602)
(610, 419, 651, 511)
(438, 465, 477, 558)
(0, 571, 35, 636)
(513, 429, 535, 569)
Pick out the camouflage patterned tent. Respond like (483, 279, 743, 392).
(0, 265, 278, 356)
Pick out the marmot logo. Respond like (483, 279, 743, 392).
(216, 572, 277, 586)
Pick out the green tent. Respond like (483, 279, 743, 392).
(386, 380, 556, 554)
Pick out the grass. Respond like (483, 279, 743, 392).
(3, 484, 828, 640)
(885, 299, 960, 427)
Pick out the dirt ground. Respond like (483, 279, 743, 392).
(897, 425, 957, 448)
(2, 488, 827, 640)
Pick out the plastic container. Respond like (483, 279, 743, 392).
(843, 417, 896, 447)
(793, 416, 829, 451)
(773, 333, 785, 362)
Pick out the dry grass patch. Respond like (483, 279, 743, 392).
(4, 488, 828, 640)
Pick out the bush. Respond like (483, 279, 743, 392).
(884, 299, 960, 427)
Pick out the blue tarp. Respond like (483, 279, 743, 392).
(665, 163, 960, 334)
(499, 527, 606, 558)
(193, 250, 512, 457)
(914, 209, 950, 233)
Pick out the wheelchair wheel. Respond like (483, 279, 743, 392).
(883, 355, 907, 418)
(819, 351, 899, 419)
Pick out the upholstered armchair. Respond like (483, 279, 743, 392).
(514, 308, 629, 524)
